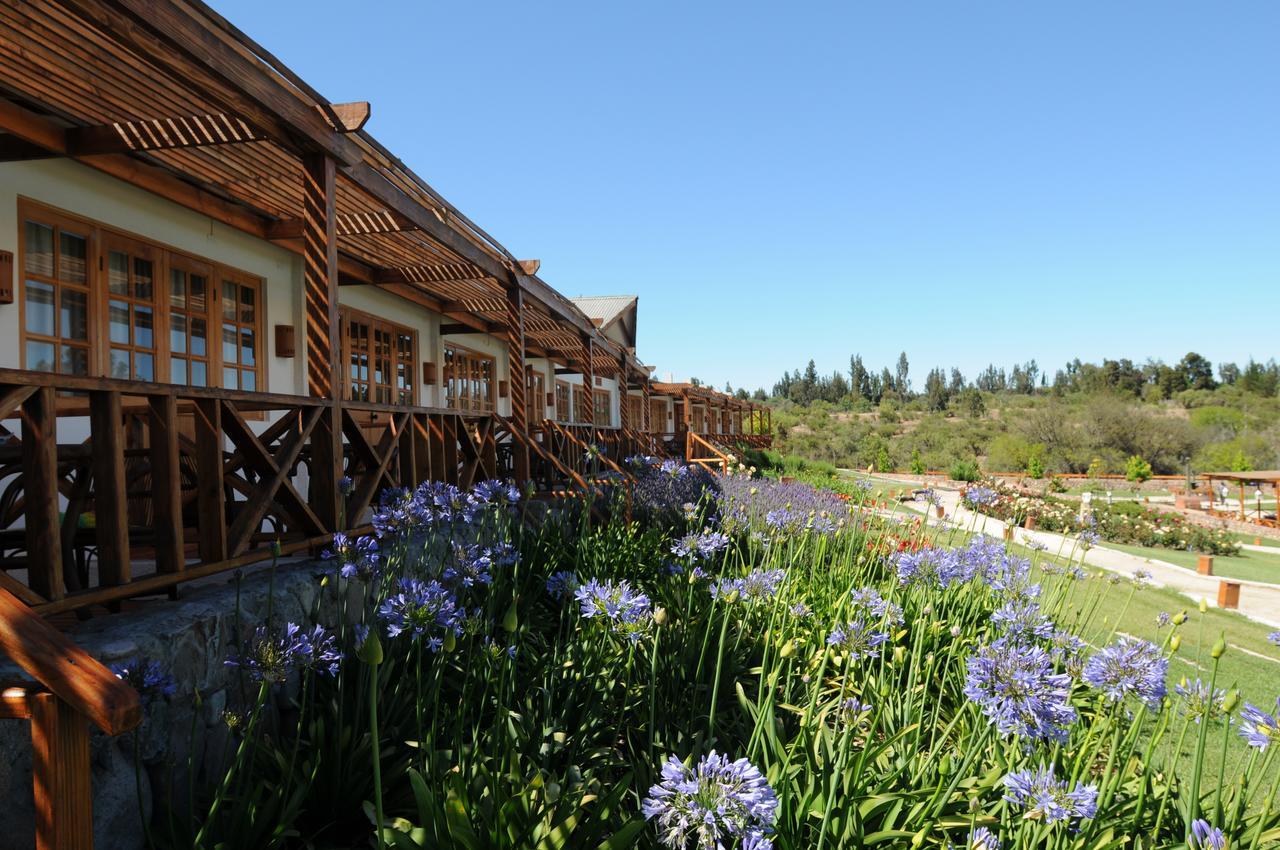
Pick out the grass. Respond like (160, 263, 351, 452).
(1234, 532, 1280, 549)
(1099, 542, 1280, 585)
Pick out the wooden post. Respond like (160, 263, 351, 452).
(20, 386, 63, 600)
(89, 391, 130, 589)
(148, 394, 184, 579)
(1217, 580, 1240, 610)
(504, 284, 529, 483)
(1197, 555, 1214, 576)
(193, 399, 227, 563)
(578, 335, 595, 427)
(30, 693, 92, 850)
(302, 153, 341, 530)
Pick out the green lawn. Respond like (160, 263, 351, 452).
(1234, 532, 1280, 548)
(1099, 541, 1280, 585)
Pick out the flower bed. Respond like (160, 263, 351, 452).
(117, 473, 1275, 850)
(964, 479, 1240, 556)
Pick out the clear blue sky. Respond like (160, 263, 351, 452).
(214, 0, 1279, 393)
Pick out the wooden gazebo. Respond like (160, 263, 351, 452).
(1202, 470, 1280, 526)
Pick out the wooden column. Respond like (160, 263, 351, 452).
(89, 391, 129, 589)
(578, 335, 595, 426)
(641, 378, 652, 433)
(147, 394, 184, 579)
(193, 398, 227, 563)
(31, 693, 92, 850)
(20, 386, 63, 600)
(618, 358, 631, 432)
(504, 284, 529, 483)
(302, 153, 341, 530)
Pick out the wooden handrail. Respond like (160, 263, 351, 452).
(0, 588, 140, 735)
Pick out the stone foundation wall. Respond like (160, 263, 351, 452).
(0, 559, 332, 850)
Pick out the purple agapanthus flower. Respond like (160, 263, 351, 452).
(826, 619, 890, 661)
(225, 622, 342, 682)
(964, 640, 1077, 742)
(671, 529, 730, 562)
(711, 569, 786, 604)
(1003, 764, 1097, 824)
(1175, 678, 1226, 724)
(546, 570, 579, 599)
(1189, 819, 1227, 850)
(1237, 698, 1279, 750)
(848, 587, 904, 626)
(378, 578, 463, 651)
(575, 578, 653, 643)
(642, 751, 778, 850)
(990, 599, 1056, 642)
(962, 827, 1000, 850)
(1082, 637, 1168, 709)
(1267, 631, 1280, 647)
(323, 532, 380, 581)
(963, 486, 998, 508)
(110, 658, 177, 699)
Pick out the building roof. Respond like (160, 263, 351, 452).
(1202, 471, 1280, 483)
(571, 296, 637, 328)
(571, 296, 638, 347)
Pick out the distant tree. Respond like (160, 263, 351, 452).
(828, 371, 850, 402)
(735, 388, 750, 400)
(849, 354, 870, 401)
(954, 387, 985, 419)
(1178, 352, 1215, 391)
(1218, 362, 1240, 385)
(975, 364, 1006, 393)
(689, 377, 703, 387)
(924, 367, 950, 412)
(949, 368, 966, 394)
(752, 388, 767, 401)
(895, 352, 911, 396)
(1240, 359, 1280, 397)
(879, 368, 895, 401)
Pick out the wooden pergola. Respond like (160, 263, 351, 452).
(1202, 470, 1280, 526)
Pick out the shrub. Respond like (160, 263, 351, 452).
(909, 448, 926, 475)
(949, 458, 980, 482)
(1125, 455, 1153, 484)
(1026, 453, 1045, 480)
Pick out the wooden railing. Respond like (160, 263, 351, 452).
(1, 585, 140, 848)
(0, 369, 495, 616)
(686, 431, 736, 474)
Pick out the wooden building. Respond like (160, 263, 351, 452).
(0, 0, 769, 618)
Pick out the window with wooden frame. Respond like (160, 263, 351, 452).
(592, 388, 611, 427)
(626, 395, 644, 430)
(219, 271, 261, 392)
(555, 380, 572, 422)
(649, 399, 667, 432)
(168, 254, 212, 387)
(18, 200, 265, 391)
(443, 344, 495, 413)
(21, 211, 92, 376)
(342, 308, 417, 405)
(526, 365, 546, 422)
(692, 406, 707, 433)
(102, 232, 158, 382)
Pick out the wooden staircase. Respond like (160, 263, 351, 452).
(0, 588, 140, 848)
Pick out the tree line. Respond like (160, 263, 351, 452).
(763, 352, 1280, 409)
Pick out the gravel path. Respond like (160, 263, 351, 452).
(925, 488, 1280, 629)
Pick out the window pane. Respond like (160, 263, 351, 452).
(58, 232, 87, 284)
(134, 306, 153, 349)
(172, 357, 187, 385)
(240, 328, 255, 367)
(223, 323, 237, 363)
(26, 340, 55, 372)
(223, 367, 238, 389)
(241, 369, 255, 392)
(24, 222, 53, 276)
(109, 348, 130, 379)
(170, 269, 187, 309)
(191, 361, 207, 387)
(170, 314, 187, 353)
(133, 258, 153, 300)
(239, 285, 254, 324)
(190, 275, 206, 312)
(108, 251, 129, 295)
(61, 289, 88, 341)
(191, 319, 207, 356)
(62, 345, 88, 376)
(25, 280, 55, 336)
(134, 352, 154, 382)
(222, 281, 236, 320)
(109, 300, 131, 344)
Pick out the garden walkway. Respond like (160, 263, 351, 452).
(927, 488, 1280, 629)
